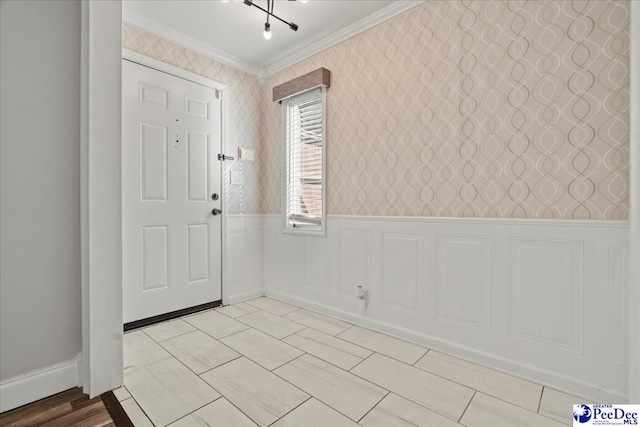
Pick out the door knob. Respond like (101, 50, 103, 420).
(211, 208, 222, 216)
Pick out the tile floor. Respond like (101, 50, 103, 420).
(117, 297, 585, 427)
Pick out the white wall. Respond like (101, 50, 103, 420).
(0, 0, 82, 389)
(255, 215, 630, 403)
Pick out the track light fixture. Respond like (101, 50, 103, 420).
(263, 22, 272, 39)
(242, 0, 303, 39)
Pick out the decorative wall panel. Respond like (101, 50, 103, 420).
(608, 243, 629, 366)
(509, 239, 583, 354)
(303, 236, 329, 291)
(436, 235, 490, 331)
(381, 232, 423, 315)
(337, 229, 371, 298)
(263, 229, 297, 288)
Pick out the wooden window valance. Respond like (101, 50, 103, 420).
(273, 68, 331, 103)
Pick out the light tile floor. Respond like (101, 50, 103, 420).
(118, 297, 585, 426)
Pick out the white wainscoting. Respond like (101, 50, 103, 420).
(0, 355, 82, 412)
(224, 215, 264, 304)
(259, 215, 629, 403)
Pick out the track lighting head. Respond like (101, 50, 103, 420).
(263, 22, 272, 39)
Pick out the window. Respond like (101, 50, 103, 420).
(282, 87, 326, 235)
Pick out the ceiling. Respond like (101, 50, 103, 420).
(123, 1, 416, 75)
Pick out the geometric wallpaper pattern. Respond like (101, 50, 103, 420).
(263, 0, 630, 219)
(125, 0, 630, 220)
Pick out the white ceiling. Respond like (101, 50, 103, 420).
(123, 1, 419, 75)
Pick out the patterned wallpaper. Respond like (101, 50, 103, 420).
(123, 23, 263, 215)
(124, 0, 629, 220)
(263, 0, 630, 219)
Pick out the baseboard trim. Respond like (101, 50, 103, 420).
(227, 288, 264, 304)
(0, 355, 82, 413)
(265, 289, 628, 403)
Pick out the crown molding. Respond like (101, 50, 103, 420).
(123, 10, 261, 76)
(265, 1, 426, 75)
(123, 1, 426, 78)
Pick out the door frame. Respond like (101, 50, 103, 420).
(121, 49, 230, 319)
(80, 0, 123, 398)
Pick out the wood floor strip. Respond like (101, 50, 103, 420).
(0, 387, 132, 427)
(101, 391, 134, 427)
(0, 388, 84, 426)
(39, 400, 110, 427)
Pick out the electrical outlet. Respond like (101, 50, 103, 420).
(238, 147, 255, 162)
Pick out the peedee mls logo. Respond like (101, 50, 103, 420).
(574, 405, 593, 423)
(573, 404, 639, 426)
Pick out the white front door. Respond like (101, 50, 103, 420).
(122, 60, 222, 323)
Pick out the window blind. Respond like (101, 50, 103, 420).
(285, 88, 324, 228)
